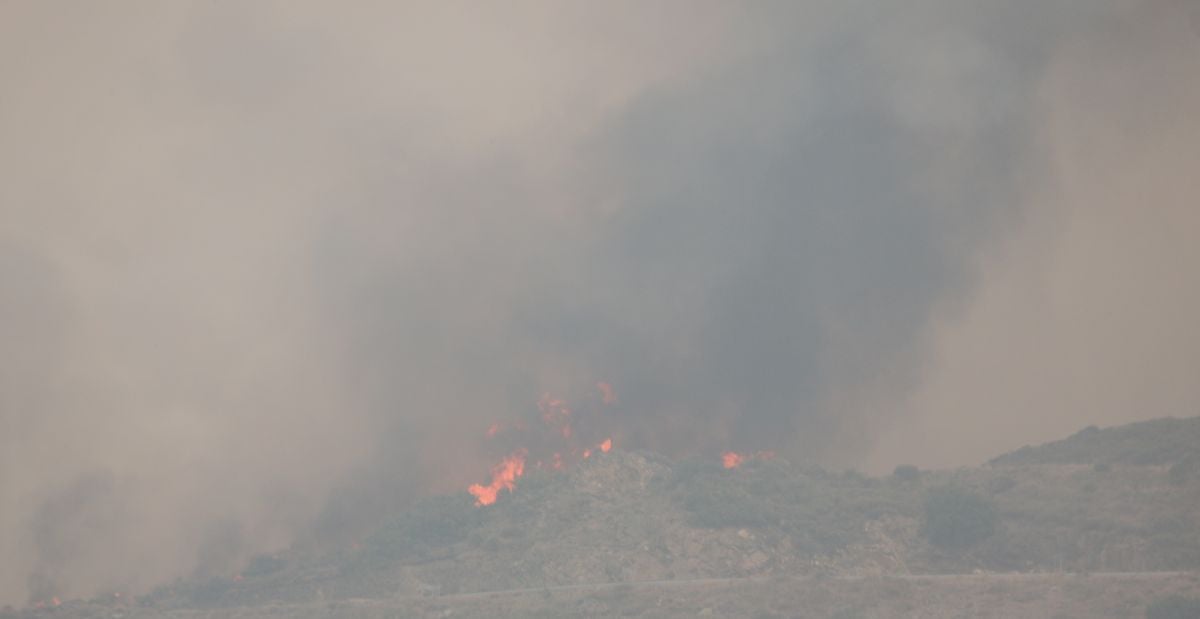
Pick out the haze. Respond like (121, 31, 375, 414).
(2, 0, 1197, 607)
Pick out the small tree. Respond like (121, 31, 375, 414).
(922, 485, 997, 549)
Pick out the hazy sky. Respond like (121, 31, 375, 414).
(2, 0, 1197, 606)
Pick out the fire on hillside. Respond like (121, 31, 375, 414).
(467, 382, 761, 506)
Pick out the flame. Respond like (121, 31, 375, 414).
(537, 392, 575, 442)
(468, 449, 527, 506)
(466, 383, 778, 507)
(722, 450, 775, 468)
(467, 388, 621, 505)
(538, 393, 572, 424)
(52, 597, 61, 606)
(597, 381, 617, 405)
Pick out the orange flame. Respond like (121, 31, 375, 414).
(722, 452, 744, 469)
(538, 393, 572, 424)
(468, 449, 527, 506)
(468, 388, 621, 504)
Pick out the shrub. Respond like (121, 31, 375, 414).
(1146, 595, 1200, 619)
(681, 484, 776, 529)
(243, 553, 286, 577)
(363, 494, 482, 562)
(892, 465, 920, 482)
(1147, 516, 1200, 570)
(986, 476, 1016, 494)
(1168, 454, 1200, 486)
(922, 486, 997, 549)
(187, 577, 234, 607)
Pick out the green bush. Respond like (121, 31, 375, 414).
(187, 577, 234, 608)
(986, 476, 1016, 494)
(1147, 516, 1200, 570)
(243, 553, 285, 577)
(1168, 454, 1200, 486)
(681, 483, 777, 529)
(922, 486, 997, 549)
(362, 494, 482, 562)
(892, 465, 920, 482)
(1146, 595, 1200, 619)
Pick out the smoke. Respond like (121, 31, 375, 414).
(866, 0, 1200, 472)
(1, 0, 1194, 606)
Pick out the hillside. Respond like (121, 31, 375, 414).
(991, 417, 1200, 466)
(6, 418, 1200, 618)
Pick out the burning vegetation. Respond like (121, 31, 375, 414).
(466, 383, 784, 506)
(467, 449, 527, 506)
(20, 418, 1199, 618)
(722, 452, 744, 469)
(467, 384, 621, 506)
(722, 451, 775, 469)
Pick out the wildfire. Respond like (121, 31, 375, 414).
(722, 450, 775, 468)
(468, 449, 528, 506)
(722, 451, 744, 469)
(597, 381, 617, 405)
(538, 393, 572, 424)
(467, 387, 619, 506)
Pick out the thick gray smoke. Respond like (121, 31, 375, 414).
(2, 0, 1196, 607)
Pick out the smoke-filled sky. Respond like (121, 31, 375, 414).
(2, 0, 1198, 606)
